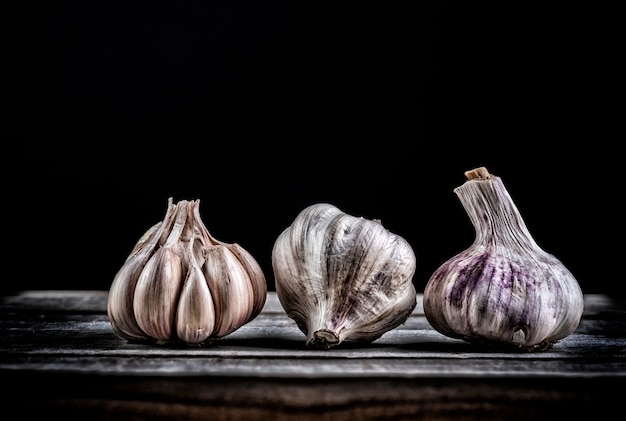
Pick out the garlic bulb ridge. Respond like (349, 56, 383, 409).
(107, 197, 267, 346)
(423, 167, 584, 351)
(272, 203, 417, 349)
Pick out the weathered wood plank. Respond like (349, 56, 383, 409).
(3, 372, 623, 421)
(1, 292, 625, 378)
(1, 291, 625, 420)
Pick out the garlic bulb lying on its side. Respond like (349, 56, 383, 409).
(272, 203, 417, 349)
(107, 197, 267, 346)
(423, 167, 584, 351)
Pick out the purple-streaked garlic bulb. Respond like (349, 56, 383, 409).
(107, 197, 267, 347)
(423, 167, 584, 351)
(272, 203, 418, 349)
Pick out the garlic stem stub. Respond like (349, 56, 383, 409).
(423, 167, 584, 351)
(272, 203, 418, 349)
(107, 197, 267, 347)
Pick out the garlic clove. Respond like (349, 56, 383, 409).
(107, 258, 151, 342)
(227, 243, 267, 320)
(133, 246, 185, 342)
(107, 200, 180, 342)
(131, 198, 191, 342)
(176, 259, 215, 344)
(272, 203, 417, 349)
(202, 245, 255, 338)
(423, 167, 584, 351)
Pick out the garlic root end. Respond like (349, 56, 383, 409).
(308, 329, 340, 350)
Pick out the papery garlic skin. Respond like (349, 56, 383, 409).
(107, 197, 267, 346)
(272, 203, 417, 349)
(423, 167, 584, 351)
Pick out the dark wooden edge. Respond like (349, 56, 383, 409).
(2, 370, 624, 421)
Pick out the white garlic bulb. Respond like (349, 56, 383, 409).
(423, 167, 584, 351)
(272, 203, 417, 349)
(107, 198, 267, 346)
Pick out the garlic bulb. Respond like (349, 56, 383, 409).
(107, 197, 267, 346)
(423, 167, 584, 351)
(272, 203, 417, 349)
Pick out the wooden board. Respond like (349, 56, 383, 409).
(1, 291, 625, 420)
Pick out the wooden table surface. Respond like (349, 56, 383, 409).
(1, 290, 625, 420)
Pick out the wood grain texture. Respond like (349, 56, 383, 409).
(1, 291, 625, 420)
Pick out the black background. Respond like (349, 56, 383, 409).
(5, 3, 622, 296)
